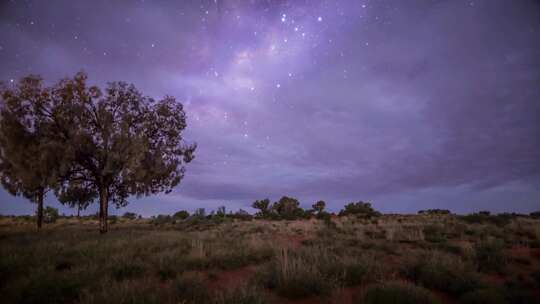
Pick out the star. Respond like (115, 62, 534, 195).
(317, 16, 322, 22)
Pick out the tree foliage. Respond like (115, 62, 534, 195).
(252, 199, 271, 218)
(1, 72, 196, 233)
(339, 201, 380, 218)
(312, 200, 326, 214)
(0, 75, 67, 228)
(272, 196, 304, 220)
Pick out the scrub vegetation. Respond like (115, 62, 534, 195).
(1, 205, 540, 304)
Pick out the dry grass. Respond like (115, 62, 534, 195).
(0, 214, 539, 303)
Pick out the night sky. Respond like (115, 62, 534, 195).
(1, 0, 539, 216)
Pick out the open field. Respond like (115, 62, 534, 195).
(2, 213, 540, 304)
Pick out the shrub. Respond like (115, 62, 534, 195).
(459, 288, 506, 304)
(272, 196, 305, 220)
(173, 210, 190, 220)
(312, 200, 326, 214)
(230, 209, 253, 221)
(252, 199, 271, 218)
(460, 212, 511, 227)
(108, 215, 118, 224)
(339, 201, 380, 218)
(418, 209, 451, 215)
(258, 248, 334, 299)
(423, 225, 447, 243)
(152, 214, 173, 225)
(530, 211, 540, 219)
(122, 212, 138, 220)
(401, 252, 482, 296)
(43, 206, 59, 224)
(362, 281, 441, 304)
(474, 239, 507, 273)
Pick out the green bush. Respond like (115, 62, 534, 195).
(362, 281, 441, 304)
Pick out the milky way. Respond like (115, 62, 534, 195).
(1, 0, 539, 215)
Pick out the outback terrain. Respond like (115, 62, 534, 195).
(1, 211, 540, 304)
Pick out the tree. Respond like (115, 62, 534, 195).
(312, 200, 326, 214)
(0, 76, 64, 229)
(49, 72, 196, 233)
(252, 198, 271, 218)
(273, 196, 303, 220)
(55, 181, 96, 217)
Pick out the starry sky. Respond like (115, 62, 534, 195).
(0, 0, 539, 216)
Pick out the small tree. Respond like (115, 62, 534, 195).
(273, 196, 304, 220)
(216, 206, 226, 217)
(252, 198, 271, 218)
(194, 208, 206, 218)
(312, 200, 326, 214)
(48, 72, 196, 233)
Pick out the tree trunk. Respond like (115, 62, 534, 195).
(36, 191, 44, 230)
(77, 204, 80, 218)
(99, 187, 109, 234)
